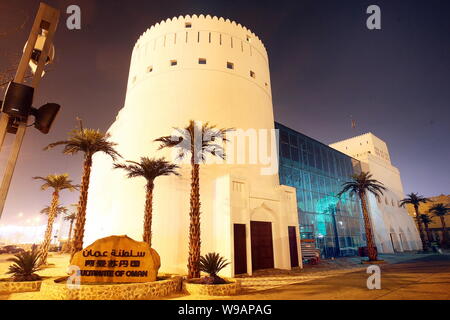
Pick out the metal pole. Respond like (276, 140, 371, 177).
(0, 124, 27, 215)
(0, 3, 60, 220)
(0, 113, 9, 152)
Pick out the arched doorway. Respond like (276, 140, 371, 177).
(250, 203, 277, 271)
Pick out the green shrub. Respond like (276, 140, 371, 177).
(6, 248, 43, 282)
(199, 252, 230, 284)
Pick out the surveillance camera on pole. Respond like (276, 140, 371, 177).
(0, 3, 60, 220)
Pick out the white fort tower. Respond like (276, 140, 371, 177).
(85, 15, 301, 277)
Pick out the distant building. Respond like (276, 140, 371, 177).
(330, 133, 422, 253)
(276, 123, 366, 258)
(405, 194, 450, 244)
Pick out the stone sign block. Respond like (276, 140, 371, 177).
(71, 235, 160, 283)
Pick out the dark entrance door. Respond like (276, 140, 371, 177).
(250, 221, 274, 270)
(288, 226, 299, 267)
(233, 224, 247, 275)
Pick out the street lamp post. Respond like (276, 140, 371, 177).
(0, 3, 60, 220)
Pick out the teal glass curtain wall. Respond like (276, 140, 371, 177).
(275, 122, 366, 258)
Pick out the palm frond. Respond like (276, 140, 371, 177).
(337, 171, 386, 199)
(6, 248, 42, 281)
(44, 120, 122, 160)
(429, 203, 449, 217)
(114, 157, 180, 186)
(33, 174, 79, 192)
(155, 120, 233, 164)
(64, 212, 77, 222)
(399, 192, 429, 207)
(199, 252, 230, 276)
(419, 214, 433, 225)
(40, 205, 68, 216)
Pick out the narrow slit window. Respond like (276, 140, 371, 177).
(170, 60, 177, 66)
(185, 22, 192, 28)
(250, 70, 255, 78)
(198, 58, 207, 65)
(227, 62, 234, 70)
(246, 35, 251, 42)
(147, 66, 153, 73)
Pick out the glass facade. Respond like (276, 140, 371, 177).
(275, 122, 366, 258)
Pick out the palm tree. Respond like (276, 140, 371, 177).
(64, 211, 77, 251)
(338, 172, 386, 261)
(40, 204, 68, 253)
(44, 119, 121, 257)
(400, 193, 429, 251)
(33, 174, 78, 265)
(429, 203, 449, 247)
(40, 205, 68, 217)
(155, 120, 232, 278)
(419, 214, 433, 244)
(114, 157, 180, 247)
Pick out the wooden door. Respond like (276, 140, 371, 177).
(288, 226, 299, 267)
(233, 224, 247, 275)
(250, 221, 274, 270)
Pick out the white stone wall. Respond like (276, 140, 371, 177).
(84, 15, 300, 277)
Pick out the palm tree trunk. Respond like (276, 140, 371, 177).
(143, 183, 154, 247)
(414, 205, 428, 251)
(71, 155, 92, 259)
(40, 191, 59, 265)
(359, 192, 378, 261)
(424, 223, 432, 244)
(440, 216, 447, 247)
(67, 220, 74, 252)
(188, 161, 201, 279)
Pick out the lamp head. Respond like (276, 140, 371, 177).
(1, 82, 34, 121)
(25, 31, 55, 76)
(30, 103, 60, 134)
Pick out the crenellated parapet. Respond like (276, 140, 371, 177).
(128, 14, 271, 94)
(134, 14, 267, 58)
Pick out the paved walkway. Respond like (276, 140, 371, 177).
(1, 251, 448, 300)
(219, 254, 450, 300)
(232, 252, 437, 293)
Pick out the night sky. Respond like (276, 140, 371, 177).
(0, 0, 449, 229)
